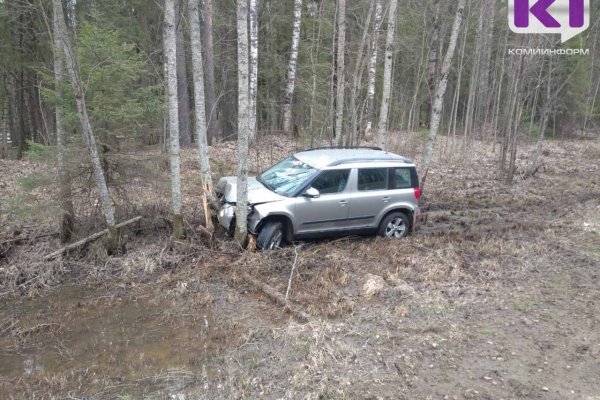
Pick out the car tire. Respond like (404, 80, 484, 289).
(257, 221, 285, 250)
(378, 212, 410, 239)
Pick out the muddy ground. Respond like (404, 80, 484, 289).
(0, 135, 599, 399)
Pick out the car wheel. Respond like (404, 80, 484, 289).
(378, 212, 410, 239)
(257, 221, 285, 250)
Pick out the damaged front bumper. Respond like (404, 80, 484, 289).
(217, 203, 262, 235)
(217, 203, 236, 233)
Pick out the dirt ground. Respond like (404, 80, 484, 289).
(0, 134, 599, 399)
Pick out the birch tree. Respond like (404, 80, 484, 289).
(377, 0, 399, 150)
(334, 0, 346, 146)
(201, 0, 219, 143)
(365, 0, 383, 141)
(235, 0, 250, 245)
(52, 0, 117, 245)
(421, 0, 466, 188)
(423, 0, 441, 129)
(188, 0, 214, 230)
(52, 0, 75, 244)
(249, 0, 259, 141)
(282, 0, 303, 135)
(349, 1, 375, 145)
(175, 0, 192, 146)
(165, 0, 184, 239)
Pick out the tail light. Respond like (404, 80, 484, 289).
(414, 187, 421, 201)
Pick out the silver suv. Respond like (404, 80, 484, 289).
(216, 148, 421, 250)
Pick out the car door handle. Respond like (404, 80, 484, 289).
(382, 197, 391, 203)
(339, 200, 348, 206)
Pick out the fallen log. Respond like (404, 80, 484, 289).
(240, 272, 311, 323)
(43, 216, 142, 261)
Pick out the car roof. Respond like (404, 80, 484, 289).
(294, 148, 413, 169)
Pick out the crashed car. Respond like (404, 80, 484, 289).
(216, 147, 421, 250)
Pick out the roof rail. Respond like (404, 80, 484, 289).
(303, 146, 384, 152)
(329, 157, 412, 167)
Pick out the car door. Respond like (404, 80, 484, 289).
(295, 169, 352, 235)
(346, 168, 390, 229)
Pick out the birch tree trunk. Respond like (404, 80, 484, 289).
(477, 0, 496, 124)
(52, 0, 75, 243)
(526, 59, 552, 177)
(334, 0, 346, 146)
(249, 0, 259, 141)
(364, 0, 383, 141)
(165, 0, 184, 239)
(423, 0, 441, 129)
(235, 0, 250, 246)
(349, 1, 374, 146)
(201, 0, 219, 143)
(282, 0, 303, 135)
(377, 0, 399, 150)
(176, 0, 192, 147)
(421, 0, 466, 189)
(53, 0, 116, 237)
(188, 0, 214, 231)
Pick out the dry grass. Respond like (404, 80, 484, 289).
(1, 133, 599, 399)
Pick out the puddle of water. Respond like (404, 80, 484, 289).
(0, 285, 224, 395)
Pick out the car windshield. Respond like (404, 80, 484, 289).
(258, 156, 317, 196)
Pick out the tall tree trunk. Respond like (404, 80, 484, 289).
(349, 1, 374, 146)
(52, 0, 75, 243)
(364, 0, 383, 141)
(201, 0, 219, 143)
(464, 0, 484, 153)
(165, 0, 184, 239)
(188, 0, 214, 226)
(421, 0, 466, 189)
(282, 0, 303, 135)
(235, 0, 250, 246)
(526, 59, 552, 177)
(377, 0, 399, 150)
(249, 0, 259, 141)
(334, 0, 346, 146)
(53, 0, 116, 237)
(423, 0, 441, 129)
(5, 73, 24, 159)
(0, 101, 7, 158)
(176, 0, 192, 147)
(477, 0, 496, 125)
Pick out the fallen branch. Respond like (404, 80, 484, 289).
(43, 216, 142, 261)
(285, 245, 301, 301)
(240, 272, 311, 323)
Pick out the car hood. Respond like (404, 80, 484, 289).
(217, 176, 287, 205)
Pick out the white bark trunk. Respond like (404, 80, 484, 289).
(249, 0, 259, 140)
(377, 0, 399, 150)
(282, 0, 303, 135)
(334, 0, 346, 146)
(53, 0, 115, 228)
(421, 0, 466, 188)
(235, 0, 250, 245)
(165, 0, 184, 237)
(52, 0, 75, 243)
(349, 1, 374, 145)
(364, 0, 383, 140)
(188, 0, 213, 190)
(201, 0, 219, 143)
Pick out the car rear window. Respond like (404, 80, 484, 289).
(358, 168, 388, 191)
(389, 167, 413, 189)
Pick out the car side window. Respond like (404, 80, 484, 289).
(389, 168, 412, 189)
(358, 168, 388, 191)
(311, 170, 350, 194)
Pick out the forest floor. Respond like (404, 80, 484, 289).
(0, 134, 599, 399)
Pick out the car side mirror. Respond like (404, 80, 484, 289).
(304, 187, 320, 198)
